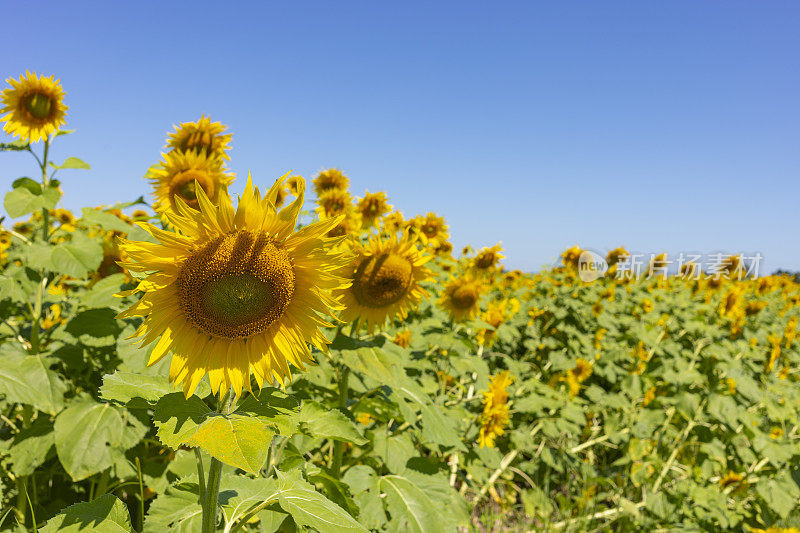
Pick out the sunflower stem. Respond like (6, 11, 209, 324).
(331, 365, 350, 478)
(202, 458, 223, 533)
(40, 137, 50, 243)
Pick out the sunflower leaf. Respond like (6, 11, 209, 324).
(40, 494, 134, 533)
(3, 183, 60, 218)
(0, 345, 67, 415)
(49, 156, 90, 170)
(275, 469, 367, 532)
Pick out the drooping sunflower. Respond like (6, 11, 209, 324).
(472, 243, 504, 271)
(337, 232, 433, 333)
(313, 168, 349, 196)
(149, 150, 234, 214)
(1, 71, 68, 143)
(286, 174, 303, 196)
(166, 114, 232, 160)
(356, 191, 392, 228)
(118, 174, 350, 397)
(438, 275, 485, 322)
(315, 188, 353, 218)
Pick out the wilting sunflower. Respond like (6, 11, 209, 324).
(472, 243, 504, 271)
(439, 275, 485, 322)
(316, 188, 353, 218)
(118, 174, 350, 397)
(313, 168, 349, 196)
(337, 232, 433, 332)
(1, 71, 68, 143)
(149, 150, 234, 214)
(356, 191, 392, 228)
(166, 114, 232, 160)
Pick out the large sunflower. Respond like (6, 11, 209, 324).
(313, 168, 349, 196)
(438, 275, 485, 322)
(1, 71, 68, 143)
(337, 232, 433, 332)
(118, 175, 350, 397)
(149, 150, 234, 214)
(166, 114, 232, 160)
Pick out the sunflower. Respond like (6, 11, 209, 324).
(326, 207, 363, 238)
(561, 246, 583, 270)
(313, 168, 349, 196)
(478, 371, 514, 448)
(149, 150, 234, 214)
(392, 328, 412, 348)
(337, 232, 433, 333)
(356, 191, 392, 228)
(286, 174, 303, 196)
(606, 247, 629, 266)
(381, 211, 404, 235)
(166, 114, 232, 160)
(473, 243, 504, 271)
(412, 212, 449, 247)
(315, 188, 353, 218)
(117, 174, 350, 397)
(1, 71, 68, 143)
(438, 275, 485, 322)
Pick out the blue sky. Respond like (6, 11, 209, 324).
(2, 1, 799, 273)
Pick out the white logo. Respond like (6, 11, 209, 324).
(578, 250, 608, 282)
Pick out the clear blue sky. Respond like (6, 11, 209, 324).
(2, 1, 799, 273)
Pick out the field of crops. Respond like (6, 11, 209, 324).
(1, 72, 800, 532)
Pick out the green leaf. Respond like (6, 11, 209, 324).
(298, 401, 367, 444)
(8, 417, 55, 476)
(51, 234, 103, 278)
(65, 307, 122, 346)
(218, 475, 280, 526)
(4, 183, 60, 217)
(101, 371, 209, 408)
(79, 207, 150, 241)
(153, 393, 212, 449)
(154, 393, 273, 474)
(756, 472, 800, 519)
(379, 474, 439, 533)
(144, 480, 203, 533)
(50, 156, 90, 170)
(11, 177, 41, 194)
(40, 494, 134, 533)
(54, 399, 144, 480)
(187, 415, 274, 474)
(0, 349, 67, 414)
(275, 470, 366, 532)
(80, 273, 127, 309)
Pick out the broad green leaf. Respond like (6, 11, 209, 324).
(80, 273, 127, 309)
(79, 207, 150, 241)
(101, 371, 210, 408)
(3, 183, 60, 217)
(50, 156, 90, 170)
(144, 480, 203, 533)
(237, 387, 301, 435)
(275, 470, 366, 532)
(54, 399, 143, 480)
(379, 474, 439, 533)
(11, 176, 41, 194)
(155, 393, 273, 473)
(186, 415, 274, 474)
(8, 417, 55, 476)
(0, 349, 67, 414)
(24, 243, 56, 271)
(0, 275, 28, 303)
(40, 494, 133, 533)
(51, 235, 103, 278)
(218, 474, 280, 527)
(153, 393, 212, 448)
(65, 307, 122, 346)
(298, 401, 367, 444)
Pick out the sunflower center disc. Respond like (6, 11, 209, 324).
(475, 253, 495, 269)
(451, 286, 477, 309)
(25, 92, 52, 120)
(352, 252, 413, 308)
(170, 170, 214, 209)
(177, 231, 295, 338)
(182, 130, 214, 153)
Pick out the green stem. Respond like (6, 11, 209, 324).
(195, 448, 206, 505)
(95, 469, 110, 498)
(202, 458, 223, 533)
(40, 137, 50, 243)
(135, 457, 145, 533)
(15, 476, 27, 526)
(331, 366, 351, 477)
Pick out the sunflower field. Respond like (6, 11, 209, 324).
(1, 72, 800, 533)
